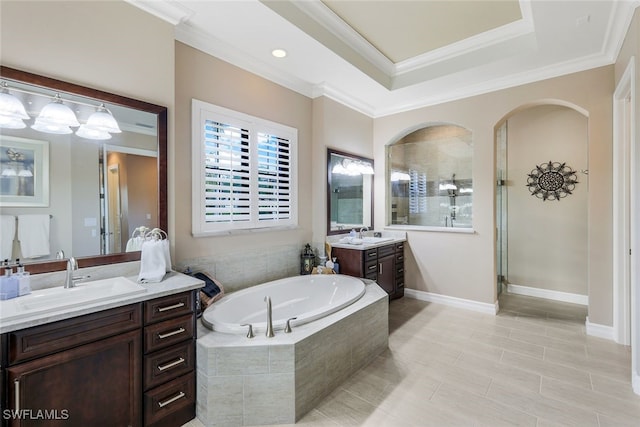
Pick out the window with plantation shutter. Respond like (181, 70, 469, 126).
(192, 100, 298, 236)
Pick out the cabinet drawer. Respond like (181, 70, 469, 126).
(8, 303, 141, 365)
(364, 249, 378, 262)
(364, 259, 378, 279)
(395, 242, 405, 252)
(377, 244, 395, 258)
(144, 373, 195, 427)
(144, 292, 194, 324)
(144, 314, 194, 354)
(144, 341, 195, 391)
(395, 252, 404, 263)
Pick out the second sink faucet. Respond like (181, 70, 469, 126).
(358, 226, 369, 239)
(264, 296, 275, 337)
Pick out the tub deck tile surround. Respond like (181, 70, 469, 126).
(195, 282, 388, 426)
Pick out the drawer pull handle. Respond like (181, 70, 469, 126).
(368, 265, 377, 271)
(158, 391, 186, 408)
(157, 302, 185, 312)
(397, 245, 404, 250)
(367, 251, 377, 257)
(397, 255, 404, 261)
(379, 263, 383, 275)
(14, 379, 20, 411)
(158, 327, 186, 339)
(398, 268, 404, 274)
(157, 357, 185, 372)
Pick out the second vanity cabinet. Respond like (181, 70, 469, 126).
(332, 241, 405, 299)
(0, 290, 197, 427)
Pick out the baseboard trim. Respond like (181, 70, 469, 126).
(506, 283, 588, 306)
(585, 317, 615, 341)
(633, 372, 640, 396)
(404, 288, 499, 315)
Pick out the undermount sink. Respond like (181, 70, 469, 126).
(338, 236, 394, 245)
(1, 276, 146, 322)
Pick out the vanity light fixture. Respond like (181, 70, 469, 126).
(0, 82, 29, 129)
(0, 81, 123, 138)
(84, 104, 121, 134)
(271, 48, 287, 58)
(31, 93, 80, 134)
(332, 159, 374, 176)
(76, 124, 111, 140)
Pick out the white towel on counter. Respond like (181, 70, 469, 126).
(17, 214, 50, 258)
(137, 238, 171, 283)
(0, 215, 16, 260)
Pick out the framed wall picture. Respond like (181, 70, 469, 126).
(0, 135, 49, 207)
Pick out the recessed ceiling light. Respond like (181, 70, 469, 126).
(271, 49, 287, 58)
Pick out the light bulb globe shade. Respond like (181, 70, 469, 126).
(85, 105, 121, 133)
(0, 116, 26, 129)
(36, 98, 80, 127)
(31, 119, 73, 134)
(18, 169, 33, 177)
(0, 90, 29, 120)
(1, 168, 17, 177)
(76, 124, 111, 140)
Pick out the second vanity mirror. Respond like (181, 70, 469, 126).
(327, 148, 373, 235)
(0, 67, 167, 272)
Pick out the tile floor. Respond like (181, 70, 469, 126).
(185, 293, 640, 426)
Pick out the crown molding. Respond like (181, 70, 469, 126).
(290, 0, 395, 76)
(602, 0, 640, 62)
(373, 51, 615, 118)
(311, 82, 376, 117)
(124, 0, 194, 25)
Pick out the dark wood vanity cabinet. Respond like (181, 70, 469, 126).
(142, 291, 196, 427)
(333, 242, 405, 299)
(2, 304, 142, 427)
(0, 290, 197, 427)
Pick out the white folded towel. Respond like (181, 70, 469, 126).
(137, 239, 171, 283)
(17, 214, 50, 258)
(0, 215, 16, 260)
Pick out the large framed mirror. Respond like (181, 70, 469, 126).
(327, 148, 373, 235)
(0, 67, 167, 273)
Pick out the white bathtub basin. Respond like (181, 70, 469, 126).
(0, 276, 146, 322)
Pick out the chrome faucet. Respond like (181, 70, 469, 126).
(65, 257, 78, 288)
(65, 257, 90, 288)
(264, 296, 275, 337)
(358, 226, 369, 239)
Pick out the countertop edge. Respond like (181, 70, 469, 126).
(329, 237, 407, 251)
(0, 271, 204, 334)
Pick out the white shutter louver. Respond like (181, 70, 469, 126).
(257, 132, 291, 223)
(192, 99, 298, 236)
(203, 120, 251, 223)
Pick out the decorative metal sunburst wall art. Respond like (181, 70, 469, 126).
(526, 161, 578, 201)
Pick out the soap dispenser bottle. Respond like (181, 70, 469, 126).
(0, 260, 19, 300)
(16, 260, 31, 296)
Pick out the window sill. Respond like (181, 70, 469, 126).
(192, 224, 299, 238)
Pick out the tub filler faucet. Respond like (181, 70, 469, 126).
(264, 296, 275, 338)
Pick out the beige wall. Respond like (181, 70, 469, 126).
(174, 42, 313, 262)
(374, 66, 613, 324)
(506, 105, 588, 296)
(311, 97, 373, 246)
(1, 0, 174, 258)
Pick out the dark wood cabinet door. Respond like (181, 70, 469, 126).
(376, 255, 395, 295)
(6, 329, 141, 427)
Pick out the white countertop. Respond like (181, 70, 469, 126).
(327, 231, 407, 251)
(0, 271, 204, 334)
